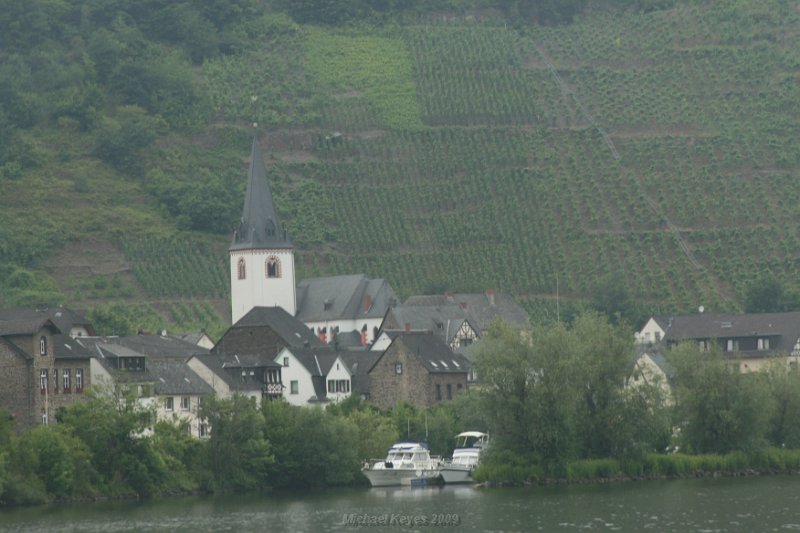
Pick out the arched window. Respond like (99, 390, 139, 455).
(237, 258, 246, 280)
(40, 336, 47, 356)
(266, 256, 281, 278)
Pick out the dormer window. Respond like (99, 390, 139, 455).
(40, 336, 47, 356)
(758, 338, 770, 351)
(266, 256, 281, 278)
(237, 258, 246, 280)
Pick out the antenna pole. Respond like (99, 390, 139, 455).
(556, 273, 560, 324)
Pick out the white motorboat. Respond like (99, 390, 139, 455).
(362, 442, 443, 487)
(439, 431, 489, 484)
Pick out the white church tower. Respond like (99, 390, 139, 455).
(230, 137, 296, 323)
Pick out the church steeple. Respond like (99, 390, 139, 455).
(229, 136, 297, 323)
(230, 137, 292, 250)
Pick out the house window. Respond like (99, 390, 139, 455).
(460, 338, 473, 347)
(41, 409, 48, 425)
(290, 380, 298, 394)
(181, 396, 190, 411)
(758, 338, 770, 351)
(283, 357, 289, 367)
(165, 397, 174, 411)
(63, 369, 71, 392)
(655, 332, 661, 342)
(336, 379, 350, 393)
(53, 369, 59, 393)
(435, 384, 442, 401)
(457, 383, 463, 392)
(726, 339, 739, 352)
(39, 336, 47, 355)
(199, 423, 209, 438)
(698, 340, 709, 352)
(395, 363, 403, 375)
(76, 368, 83, 392)
(328, 380, 336, 393)
(39, 369, 48, 393)
(266, 256, 281, 278)
(237, 258, 246, 280)
(446, 383, 452, 400)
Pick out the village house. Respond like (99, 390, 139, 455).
(627, 347, 674, 404)
(273, 345, 381, 406)
(636, 311, 800, 372)
(381, 290, 529, 352)
(80, 333, 213, 437)
(0, 307, 95, 431)
(367, 331, 470, 410)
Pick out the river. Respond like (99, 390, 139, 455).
(1, 475, 800, 532)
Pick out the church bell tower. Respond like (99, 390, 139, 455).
(229, 137, 296, 323)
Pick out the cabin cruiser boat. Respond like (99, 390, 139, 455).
(439, 431, 489, 484)
(362, 442, 442, 487)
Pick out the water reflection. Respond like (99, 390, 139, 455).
(3, 477, 800, 532)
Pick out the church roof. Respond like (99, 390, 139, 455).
(295, 274, 396, 323)
(230, 137, 292, 251)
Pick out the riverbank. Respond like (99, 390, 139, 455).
(473, 447, 800, 486)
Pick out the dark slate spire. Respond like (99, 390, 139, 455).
(230, 137, 292, 250)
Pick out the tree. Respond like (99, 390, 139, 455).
(200, 395, 272, 493)
(57, 384, 166, 498)
(744, 274, 787, 313)
(668, 343, 773, 454)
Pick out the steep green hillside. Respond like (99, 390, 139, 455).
(1, 0, 799, 334)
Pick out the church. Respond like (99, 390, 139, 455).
(228, 137, 397, 347)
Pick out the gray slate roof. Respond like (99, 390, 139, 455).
(370, 332, 471, 375)
(403, 292, 529, 333)
(230, 137, 292, 251)
(387, 305, 476, 345)
(339, 351, 381, 395)
(0, 307, 95, 336)
(147, 360, 215, 395)
(52, 334, 93, 360)
(0, 317, 58, 336)
(105, 334, 208, 359)
(661, 311, 800, 355)
(296, 274, 397, 323)
(227, 306, 323, 348)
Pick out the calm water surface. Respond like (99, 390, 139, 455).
(2, 475, 800, 532)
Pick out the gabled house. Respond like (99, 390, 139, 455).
(382, 306, 479, 351)
(403, 290, 530, 334)
(79, 333, 213, 437)
(296, 274, 397, 347)
(367, 331, 470, 410)
(188, 352, 283, 404)
(213, 306, 322, 360)
(0, 315, 93, 431)
(275, 346, 340, 406)
(638, 312, 800, 372)
(627, 347, 674, 404)
(0, 306, 96, 339)
(190, 306, 316, 405)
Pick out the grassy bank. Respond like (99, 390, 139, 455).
(473, 448, 800, 486)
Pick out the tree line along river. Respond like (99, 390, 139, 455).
(2, 475, 800, 532)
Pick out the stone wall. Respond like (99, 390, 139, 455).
(0, 340, 35, 431)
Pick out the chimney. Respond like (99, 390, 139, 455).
(486, 289, 496, 306)
(405, 323, 411, 333)
(362, 294, 372, 314)
(445, 292, 454, 302)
